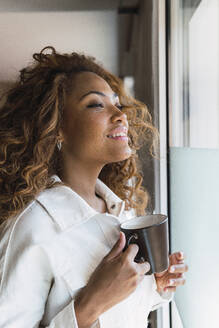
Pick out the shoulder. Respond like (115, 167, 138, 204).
(1, 196, 60, 249)
(0, 189, 61, 280)
(0, 197, 60, 294)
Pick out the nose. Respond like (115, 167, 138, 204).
(111, 106, 128, 126)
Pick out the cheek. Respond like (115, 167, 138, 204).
(65, 115, 106, 146)
(82, 115, 107, 139)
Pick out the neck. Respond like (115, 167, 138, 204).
(59, 153, 104, 203)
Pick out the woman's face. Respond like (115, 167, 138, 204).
(61, 71, 132, 165)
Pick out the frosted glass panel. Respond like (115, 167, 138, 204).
(170, 147, 219, 327)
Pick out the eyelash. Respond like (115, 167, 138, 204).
(87, 103, 123, 110)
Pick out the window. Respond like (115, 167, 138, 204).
(168, 0, 219, 326)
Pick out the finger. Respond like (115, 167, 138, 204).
(164, 286, 176, 292)
(174, 252, 185, 262)
(137, 261, 151, 275)
(169, 253, 178, 265)
(106, 232, 126, 261)
(125, 243, 139, 261)
(177, 252, 185, 260)
(168, 272, 184, 279)
(169, 252, 185, 265)
(167, 277, 186, 287)
(169, 263, 189, 274)
(164, 272, 182, 280)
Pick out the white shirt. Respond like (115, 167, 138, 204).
(0, 175, 173, 328)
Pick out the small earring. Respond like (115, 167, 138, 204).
(57, 140, 62, 151)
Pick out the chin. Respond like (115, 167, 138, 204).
(109, 150, 133, 163)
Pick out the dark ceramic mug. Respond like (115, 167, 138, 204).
(120, 214, 169, 274)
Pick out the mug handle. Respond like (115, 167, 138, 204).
(127, 233, 138, 246)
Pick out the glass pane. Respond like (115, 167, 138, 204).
(169, 0, 219, 149)
(168, 0, 219, 327)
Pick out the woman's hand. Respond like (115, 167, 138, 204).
(74, 232, 150, 328)
(154, 252, 188, 293)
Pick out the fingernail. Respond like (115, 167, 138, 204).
(169, 279, 174, 285)
(170, 266, 175, 272)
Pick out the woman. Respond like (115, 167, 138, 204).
(0, 47, 188, 328)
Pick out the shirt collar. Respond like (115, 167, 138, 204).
(36, 175, 126, 231)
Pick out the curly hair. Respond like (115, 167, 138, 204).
(0, 46, 159, 223)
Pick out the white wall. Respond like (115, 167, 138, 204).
(0, 11, 118, 83)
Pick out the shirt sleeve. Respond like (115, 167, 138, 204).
(41, 300, 100, 328)
(0, 235, 96, 328)
(150, 274, 174, 311)
(40, 300, 99, 328)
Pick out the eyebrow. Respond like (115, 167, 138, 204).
(79, 91, 119, 101)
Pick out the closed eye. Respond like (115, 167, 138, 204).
(87, 103, 104, 108)
(87, 103, 123, 110)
